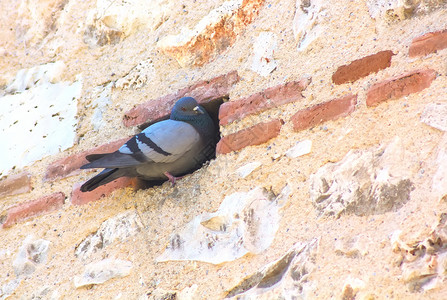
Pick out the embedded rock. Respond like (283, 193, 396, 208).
(310, 137, 414, 217)
(236, 161, 262, 178)
(75, 212, 142, 259)
(146, 285, 198, 300)
(432, 134, 447, 200)
(250, 32, 277, 76)
(0, 279, 21, 300)
(74, 259, 133, 288)
(84, 0, 171, 46)
(285, 139, 312, 158)
(157, 186, 289, 264)
(225, 238, 319, 299)
(392, 213, 447, 292)
(83, 23, 123, 47)
(334, 235, 369, 258)
(367, 0, 446, 22)
(15, 0, 67, 44)
(293, 0, 329, 51)
(367, 0, 417, 21)
(340, 277, 367, 300)
(13, 235, 50, 277)
(420, 103, 447, 132)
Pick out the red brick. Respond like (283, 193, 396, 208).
(158, 0, 264, 66)
(366, 69, 437, 107)
(291, 94, 357, 132)
(219, 79, 310, 125)
(71, 177, 141, 205)
(123, 71, 240, 127)
(409, 30, 447, 57)
(2, 192, 65, 228)
(44, 138, 129, 181)
(332, 50, 394, 85)
(216, 119, 283, 154)
(0, 172, 32, 198)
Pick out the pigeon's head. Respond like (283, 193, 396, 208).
(171, 97, 205, 118)
(171, 97, 215, 137)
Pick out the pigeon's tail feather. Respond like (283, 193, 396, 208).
(80, 151, 147, 169)
(80, 168, 123, 192)
(85, 153, 111, 162)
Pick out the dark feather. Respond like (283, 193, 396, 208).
(80, 168, 122, 192)
(85, 153, 111, 162)
(80, 151, 149, 169)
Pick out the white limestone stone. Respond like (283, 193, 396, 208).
(293, 0, 329, 51)
(310, 137, 414, 217)
(74, 259, 133, 288)
(88, 0, 171, 37)
(236, 161, 262, 178)
(75, 212, 142, 259)
(13, 235, 50, 277)
(285, 139, 312, 158)
(251, 32, 278, 77)
(226, 238, 319, 299)
(158, 0, 243, 49)
(0, 64, 81, 176)
(421, 103, 447, 132)
(157, 186, 287, 264)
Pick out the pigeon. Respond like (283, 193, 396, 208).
(80, 97, 217, 192)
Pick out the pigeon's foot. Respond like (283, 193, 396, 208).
(164, 172, 183, 186)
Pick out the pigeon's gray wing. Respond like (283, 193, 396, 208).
(81, 120, 201, 169)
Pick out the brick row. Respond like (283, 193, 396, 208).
(2, 192, 65, 228)
(123, 70, 240, 127)
(219, 78, 310, 125)
(216, 119, 284, 155)
(366, 69, 437, 107)
(0, 172, 32, 198)
(291, 94, 357, 131)
(45, 138, 129, 181)
(217, 94, 358, 155)
(332, 50, 394, 85)
(71, 178, 141, 205)
(409, 29, 447, 57)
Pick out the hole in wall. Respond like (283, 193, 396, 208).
(200, 96, 224, 146)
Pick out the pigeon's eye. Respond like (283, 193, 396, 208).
(181, 107, 187, 111)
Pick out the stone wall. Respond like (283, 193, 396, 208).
(1, 0, 447, 299)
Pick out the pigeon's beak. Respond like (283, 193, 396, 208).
(193, 106, 205, 114)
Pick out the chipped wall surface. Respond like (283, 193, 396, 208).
(1, 0, 447, 299)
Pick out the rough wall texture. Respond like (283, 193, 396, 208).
(1, 0, 447, 299)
